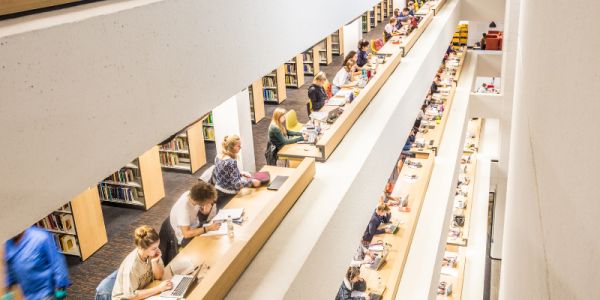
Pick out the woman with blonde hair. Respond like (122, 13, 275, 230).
(112, 226, 172, 300)
(268, 108, 306, 157)
(307, 71, 330, 111)
(213, 134, 260, 208)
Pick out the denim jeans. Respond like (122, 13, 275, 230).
(95, 270, 118, 300)
(331, 85, 340, 96)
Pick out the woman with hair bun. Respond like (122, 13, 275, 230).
(213, 134, 260, 208)
(112, 225, 172, 300)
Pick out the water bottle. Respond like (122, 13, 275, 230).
(227, 215, 234, 238)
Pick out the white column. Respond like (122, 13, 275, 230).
(499, 0, 600, 298)
(212, 90, 256, 172)
(342, 18, 362, 58)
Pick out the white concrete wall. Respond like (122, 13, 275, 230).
(475, 53, 502, 78)
(212, 90, 255, 172)
(461, 0, 505, 23)
(499, 0, 600, 299)
(0, 0, 380, 240)
(342, 18, 362, 58)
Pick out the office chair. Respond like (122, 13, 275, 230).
(285, 109, 304, 132)
(306, 100, 313, 117)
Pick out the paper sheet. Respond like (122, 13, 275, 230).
(200, 222, 227, 237)
(211, 208, 244, 222)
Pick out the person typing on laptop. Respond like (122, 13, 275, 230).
(112, 226, 172, 300)
(170, 181, 220, 247)
(362, 204, 393, 245)
(268, 108, 307, 155)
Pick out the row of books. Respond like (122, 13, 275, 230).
(203, 113, 214, 125)
(37, 212, 75, 234)
(303, 52, 313, 62)
(319, 52, 328, 63)
(285, 64, 297, 74)
(262, 77, 277, 87)
(304, 64, 314, 74)
(285, 75, 298, 86)
(160, 136, 188, 152)
(51, 233, 78, 254)
(263, 89, 278, 102)
(203, 127, 215, 141)
(105, 168, 139, 184)
(98, 183, 143, 202)
(160, 152, 191, 167)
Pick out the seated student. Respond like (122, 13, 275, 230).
(397, 8, 412, 29)
(481, 33, 487, 50)
(343, 50, 363, 77)
(336, 267, 368, 300)
(170, 181, 220, 247)
(384, 18, 399, 42)
(112, 226, 172, 300)
(268, 107, 306, 153)
(362, 203, 393, 245)
(350, 243, 375, 267)
(214, 135, 261, 209)
(308, 71, 329, 111)
(332, 60, 357, 95)
(356, 39, 372, 68)
(401, 127, 417, 158)
(477, 83, 489, 93)
(407, 1, 416, 15)
(414, 104, 428, 128)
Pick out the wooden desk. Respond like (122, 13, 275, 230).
(147, 158, 315, 299)
(361, 156, 435, 300)
(436, 247, 466, 300)
(447, 118, 482, 246)
(432, 0, 447, 16)
(379, 12, 434, 57)
(0, 0, 81, 16)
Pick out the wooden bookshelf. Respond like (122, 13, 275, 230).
(0, 0, 81, 17)
(101, 146, 166, 209)
(249, 79, 265, 123)
(377, 2, 383, 21)
(35, 187, 107, 261)
(318, 36, 333, 66)
(388, 0, 394, 16)
(284, 54, 305, 88)
(362, 12, 372, 33)
(331, 28, 344, 56)
(202, 113, 215, 142)
(262, 65, 287, 104)
(160, 119, 207, 174)
(382, 0, 389, 18)
(302, 45, 321, 76)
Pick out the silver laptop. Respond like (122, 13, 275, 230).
(160, 266, 201, 298)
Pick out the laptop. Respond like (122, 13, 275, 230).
(267, 175, 289, 190)
(160, 266, 201, 298)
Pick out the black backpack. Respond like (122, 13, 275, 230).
(264, 141, 278, 166)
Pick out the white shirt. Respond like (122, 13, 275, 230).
(332, 67, 350, 88)
(384, 24, 395, 35)
(170, 191, 200, 244)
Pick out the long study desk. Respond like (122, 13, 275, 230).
(147, 158, 315, 299)
(361, 155, 435, 300)
(278, 8, 438, 165)
(416, 0, 447, 16)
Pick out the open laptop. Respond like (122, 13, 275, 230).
(160, 265, 201, 298)
(267, 175, 289, 190)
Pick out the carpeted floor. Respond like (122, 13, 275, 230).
(66, 17, 390, 299)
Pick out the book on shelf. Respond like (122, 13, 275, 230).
(105, 167, 140, 184)
(303, 52, 313, 62)
(262, 77, 276, 87)
(263, 89, 278, 102)
(57, 203, 71, 213)
(285, 64, 297, 74)
(36, 212, 75, 234)
(285, 75, 298, 86)
(160, 136, 188, 152)
(203, 127, 215, 140)
(304, 64, 314, 73)
(203, 113, 213, 125)
(98, 183, 143, 202)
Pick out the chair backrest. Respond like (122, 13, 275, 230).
(285, 110, 299, 129)
(95, 270, 118, 300)
(306, 101, 313, 116)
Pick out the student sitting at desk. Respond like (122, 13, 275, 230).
(214, 135, 261, 209)
(384, 18, 399, 42)
(336, 267, 368, 300)
(332, 60, 357, 95)
(362, 203, 393, 245)
(112, 226, 172, 300)
(170, 181, 220, 247)
(415, 104, 428, 128)
(308, 71, 329, 111)
(268, 108, 306, 154)
(343, 50, 363, 77)
(356, 39, 372, 68)
(396, 8, 412, 29)
(407, 1, 416, 15)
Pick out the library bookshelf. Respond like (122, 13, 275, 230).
(262, 65, 287, 104)
(249, 79, 265, 123)
(331, 28, 344, 56)
(101, 146, 166, 209)
(318, 36, 333, 65)
(159, 119, 207, 174)
(35, 187, 107, 261)
(370, 7, 377, 29)
(302, 45, 321, 76)
(285, 54, 305, 88)
(362, 12, 372, 33)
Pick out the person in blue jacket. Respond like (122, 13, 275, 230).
(4, 227, 71, 300)
(362, 203, 392, 244)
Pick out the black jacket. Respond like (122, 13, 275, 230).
(308, 84, 328, 111)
